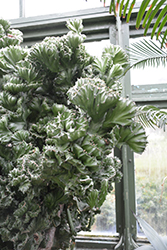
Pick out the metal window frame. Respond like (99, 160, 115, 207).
(19, 0, 25, 18)
(9, 4, 167, 250)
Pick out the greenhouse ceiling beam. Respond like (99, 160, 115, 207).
(11, 7, 113, 29)
(18, 22, 111, 47)
(10, 7, 167, 46)
(11, 7, 115, 46)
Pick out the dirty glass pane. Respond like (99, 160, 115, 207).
(0, 0, 19, 19)
(24, 0, 110, 17)
(135, 127, 167, 236)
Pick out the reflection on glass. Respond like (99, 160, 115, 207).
(25, 0, 110, 17)
(135, 127, 167, 236)
(0, 0, 19, 19)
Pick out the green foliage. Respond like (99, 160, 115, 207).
(0, 19, 23, 49)
(67, 77, 119, 125)
(0, 18, 147, 250)
(136, 105, 167, 131)
(135, 127, 167, 236)
(91, 192, 116, 232)
(127, 39, 167, 69)
(136, 180, 167, 236)
(0, 19, 23, 79)
(107, 0, 167, 48)
(93, 45, 129, 87)
(99, 1, 167, 75)
(109, 123, 147, 153)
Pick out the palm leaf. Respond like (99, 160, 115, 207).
(106, 0, 167, 48)
(158, 32, 167, 49)
(136, 105, 167, 130)
(128, 39, 167, 68)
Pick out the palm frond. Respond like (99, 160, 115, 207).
(127, 39, 167, 68)
(136, 105, 167, 131)
(107, 0, 167, 48)
(158, 33, 167, 49)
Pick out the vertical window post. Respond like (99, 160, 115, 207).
(110, 14, 138, 250)
(19, 0, 25, 18)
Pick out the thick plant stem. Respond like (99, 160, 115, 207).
(38, 227, 56, 250)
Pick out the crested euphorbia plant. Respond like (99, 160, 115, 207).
(0, 19, 147, 250)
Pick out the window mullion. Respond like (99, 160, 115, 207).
(19, 0, 25, 18)
(112, 14, 138, 249)
(115, 147, 138, 250)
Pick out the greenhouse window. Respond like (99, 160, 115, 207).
(0, 3, 166, 249)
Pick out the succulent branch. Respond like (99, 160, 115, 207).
(38, 227, 56, 250)
(0, 18, 148, 250)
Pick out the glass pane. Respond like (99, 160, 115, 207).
(80, 40, 117, 235)
(131, 64, 167, 86)
(91, 190, 116, 235)
(25, 0, 111, 17)
(0, 0, 19, 19)
(130, 37, 167, 86)
(135, 127, 167, 236)
(84, 40, 111, 58)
